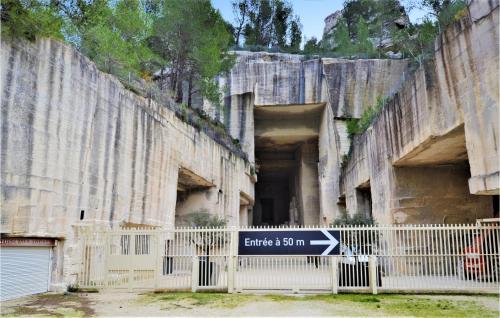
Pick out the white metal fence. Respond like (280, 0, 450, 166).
(75, 224, 499, 294)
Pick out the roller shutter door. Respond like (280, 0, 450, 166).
(0, 247, 51, 301)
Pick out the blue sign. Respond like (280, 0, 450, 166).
(238, 230, 340, 256)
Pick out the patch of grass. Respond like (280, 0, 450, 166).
(264, 293, 381, 303)
(11, 308, 60, 317)
(264, 294, 498, 317)
(144, 292, 256, 309)
(379, 296, 498, 318)
(8, 293, 94, 317)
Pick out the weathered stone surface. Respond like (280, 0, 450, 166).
(0, 0, 497, 294)
(213, 51, 408, 164)
(321, 3, 409, 50)
(209, 50, 407, 227)
(323, 11, 343, 39)
(322, 58, 409, 117)
(1, 38, 254, 286)
(337, 0, 499, 224)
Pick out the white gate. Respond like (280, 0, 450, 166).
(76, 224, 500, 294)
(76, 227, 231, 291)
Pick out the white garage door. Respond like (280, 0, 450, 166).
(1, 247, 51, 301)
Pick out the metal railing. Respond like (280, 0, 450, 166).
(75, 224, 499, 294)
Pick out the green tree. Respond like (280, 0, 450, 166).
(288, 16, 302, 52)
(52, 0, 111, 43)
(392, 19, 437, 65)
(355, 17, 374, 56)
(239, 0, 301, 50)
(303, 37, 323, 54)
(332, 18, 354, 56)
(243, 0, 273, 46)
(151, 0, 234, 104)
(1, 0, 64, 40)
(342, 0, 378, 38)
(231, 0, 251, 45)
(324, 0, 406, 56)
(402, 0, 466, 32)
(79, 0, 160, 78)
(272, 0, 291, 48)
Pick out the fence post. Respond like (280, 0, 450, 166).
(104, 232, 110, 289)
(227, 227, 238, 293)
(154, 231, 161, 289)
(369, 255, 378, 295)
(330, 256, 338, 294)
(128, 233, 135, 291)
(191, 255, 199, 292)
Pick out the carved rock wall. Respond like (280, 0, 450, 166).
(1, 38, 254, 286)
(339, 0, 499, 224)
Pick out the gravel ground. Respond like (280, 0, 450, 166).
(1, 291, 499, 317)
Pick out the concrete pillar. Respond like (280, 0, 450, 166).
(297, 142, 320, 225)
(239, 205, 248, 227)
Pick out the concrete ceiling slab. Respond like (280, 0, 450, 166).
(177, 167, 214, 191)
(255, 103, 325, 151)
(393, 125, 468, 166)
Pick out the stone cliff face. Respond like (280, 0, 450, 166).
(322, 58, 408, 117)
(339, 0, 499, 224)
(1, 0, 496, 292)
(322, 4, 409, 51)
(211, 0, 499, 227)
(1, 38, 254, 285)
(207, 49, 408, 227)
(211, 51, 408, 163)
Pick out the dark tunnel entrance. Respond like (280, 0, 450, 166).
(252, 104, 324, 226)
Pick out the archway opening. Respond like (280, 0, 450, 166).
(253, 103, 324, 226)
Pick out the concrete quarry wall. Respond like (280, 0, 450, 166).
(213, 52, 408, 161)
(338, 0, 499, 224)
(213, 50, 408, 226)
(0, 39, 254, 286)
(212, 0, 498, 226)
(0, 0, 498, 291)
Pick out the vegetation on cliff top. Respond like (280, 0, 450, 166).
(1, 0, 251, 160)
(1, 0, 234, 107)
(346, 96, 389, 138)
(229, 0, 302, 53)
(1, 0, 468, 101)
(307, 0, 467, 64)
(1, 0, 468, 148)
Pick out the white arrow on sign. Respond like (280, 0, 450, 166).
(310, 230, 339, 256)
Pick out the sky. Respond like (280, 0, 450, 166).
(211, 0, 429, 42)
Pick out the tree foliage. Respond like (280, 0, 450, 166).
(231, 0, 250, 45)
(302, 37, 322, 55)
(392, 0, 466, 64)
(332, 210, 375, 226)
(233, 0, 302, 50)
(288, 16, 302, 52)
(78, 0, 160, 78)
(2, 0, 235, 106)
(332, 18, 354, 56)
(355, 17, 374, 55)
(186, 209, 228, 228)
(1, 0, 64, 40)
(151, 0, 234, 104)
(325, 0, 403, 57)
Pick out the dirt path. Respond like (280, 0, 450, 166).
(1, 292, 499, 317)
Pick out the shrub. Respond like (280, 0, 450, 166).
(346, 96, 388, 138)
(186, 209, 227, 228)
(332, 210, 375, 226)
